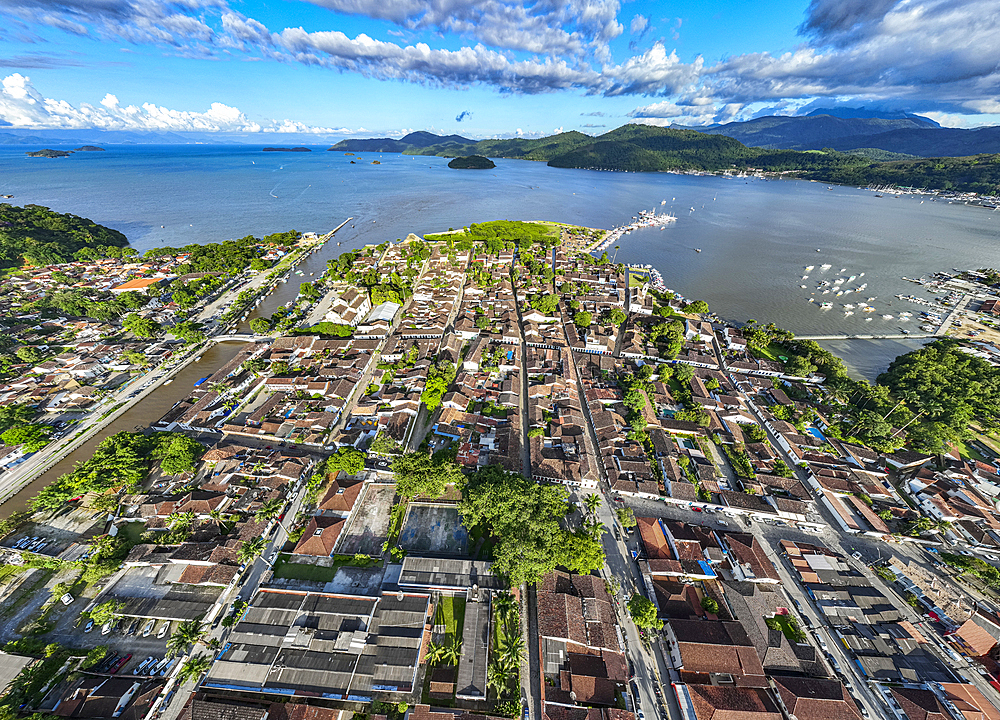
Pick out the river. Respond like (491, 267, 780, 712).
(0, 342, 245, 518)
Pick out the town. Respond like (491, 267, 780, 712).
(2, 214, 1000, 720)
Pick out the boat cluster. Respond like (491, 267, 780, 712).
(593, 209, 677, 252)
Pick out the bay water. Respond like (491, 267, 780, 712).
(3, 144, 999, 379)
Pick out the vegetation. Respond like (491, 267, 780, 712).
(392, 450, 464, 499)
(165, 619, 207, 657)
(458, 465, 604, 585)
(32, 431, 189, 511)
(616, 507, 637, 528)
(327, 446, 366, 475)
(448, 155, 495, 169)
(421, 359, 457, 412)
(0, 203, 129, 268)
(0, 424, 52, 452)
(177, 655, 213, 684)
(940, 552, 1000, 589)
(153, 434, 205, 475)
(627, 593, 662, 630)
(700, 596, 719, 614)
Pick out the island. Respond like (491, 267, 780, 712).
(262, 147, 311, 152)
(25, 149, 72, 158)
(73, 146, 105, 152)
(447, 155, 495, 169)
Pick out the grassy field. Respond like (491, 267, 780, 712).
(434, 595, 466, 642)
(749, 342, 787, 362)
(628, 269, 650, 288)
(272, 555, 342, 582)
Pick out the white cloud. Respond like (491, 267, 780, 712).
(0, 73, 343, 132)
(629, 14, 648, 34)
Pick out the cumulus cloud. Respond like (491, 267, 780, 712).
(455, 110, 472, 122)
(0, 72, 343, 132)
(302, 0, 623, 58)
(1, 0, 999, 127)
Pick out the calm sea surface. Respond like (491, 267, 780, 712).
(3, 144, 999, 379)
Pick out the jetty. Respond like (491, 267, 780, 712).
(796, 333, 935, 341)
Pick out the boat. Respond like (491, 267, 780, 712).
(882, 314, 894, 319)
(865, 317, 873, 322)
(843, 304, 855, 309)
(820, 264, 832, 269)
(822, 290, 829, 294)
(163, 379, 173, 385)
(800, 285, 807, 289)
(805, 265, 815, 271)
(694, 248, 701, 252)
(834, 278, 844, 285)
(844, 311, 854, 317)
(820, 302, 832, 309)
(802, 275, 809, 280)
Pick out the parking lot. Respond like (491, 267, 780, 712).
(77, 616, 178, 677)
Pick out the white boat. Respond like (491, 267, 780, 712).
(820, 264, 832, 269)
(843, 304, 855, 309)
(839, 268, 847, 273)
(882, 314, 894, 319)
(844, 311, 854, 317)
(834, 278, 844, 285)
(848, 275, 857, 281)
(865, 317, 873, 322)
(802, 275, 809, 280)
(822, 290, 830, 294)
(836, 291, 843, 296)
(820, 302, 832, 309)
(805, 265, 815, 271)
(800, 285, 807, 289)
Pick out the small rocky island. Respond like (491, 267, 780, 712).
(26, 149, 73, 158)
(26, 146, 105, 158)
(262, 147, 312, 152)
(447, 155, 495, 169)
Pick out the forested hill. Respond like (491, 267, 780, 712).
(0, 203, 129, 268)
(328, 124, 1000, 194)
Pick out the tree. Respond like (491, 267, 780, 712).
(369, 433, 402, 456)
(584, 493, 601, 516)
(172, 320, 205, 344)
(421, 359, 457, 412)
(771, 459, 793, 478)
(89, 600, 124, 625)
(82, 644, 109, 669)
(392, 451, 464, 500)
(742, 424, 767, 443)
(122, 313, 160, 338)
(255, 498, 284, 523)
(327, 446, 365, 475)
(249, 317, 271, 334)
(121, 349, 148, 366)
(529, 293, 559, 315)
(675, 408, 710, 427)
(561, 529, 605, 575)
(603, 307, 627, 326)
(15, 345, 43, 363)
(238, 536, 267, 563)
(627, 593, 662, 630)
(154, 434, 205, 475)
(573, 311, 592, 328)
(1, 424, 52, 451)
(177, 654, 212, 683)
(166, 619, 207, 657)
(0, 404, 34, 435)
(684, 300, 709, 314)
(700, 596, 719, 614)
(617, 507, 637, 529)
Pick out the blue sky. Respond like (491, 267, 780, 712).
(1, 0, 998, 138)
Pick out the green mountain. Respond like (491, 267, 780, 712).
(328, 124, 1000, 194)
(696, 112, 1000, 158)
(0, 203, 129, 268)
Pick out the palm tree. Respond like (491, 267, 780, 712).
(497, 632, 524, 670)
(176, 654, 212, 684)
(238, 536, 267, 564)
(493, 591, 517, 621)
(166, 619, 207, 657)
(208, 508, 224, 524)
(425, 643, 446, 666)
(440, 638, 462, 666)
(584, 493, 601, 517)
(255, 498, 284, 523)
(486, 661, 512, 697)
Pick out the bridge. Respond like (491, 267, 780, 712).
(210, 334, 268, 343)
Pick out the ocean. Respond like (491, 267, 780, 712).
(3, 143, 999, 379)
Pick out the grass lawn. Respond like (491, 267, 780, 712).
(952, 439, 989, 462)
(628, 269, 650, 288)
(434, 596, 467, 642)
(749, 342, 787, 362)
(270, 553, 377, 582)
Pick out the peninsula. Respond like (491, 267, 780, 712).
(0, 210, 999, 720)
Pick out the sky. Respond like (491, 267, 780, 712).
(0, 0, 999, 139)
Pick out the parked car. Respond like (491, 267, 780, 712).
(110, 654, 132, 674)
(134, 656, 155, 675)
(101, 621, 113, 636)
(84, 619, 94, 633)
(142, 619, 155, 637)
(157, 621, 170, 639)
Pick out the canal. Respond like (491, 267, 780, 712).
(0, 341, 247, 518)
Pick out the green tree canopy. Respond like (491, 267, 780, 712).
(627, 593, 662, 629)
(327, 446, 365, 475)
(154, 434, 205, 475)
(392, 450, 464, 499)
(1, 424, 52, 451)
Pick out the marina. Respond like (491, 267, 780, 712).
(592, 208, 677, 252)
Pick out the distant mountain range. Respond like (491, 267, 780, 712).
(692, 109, 1000, 157)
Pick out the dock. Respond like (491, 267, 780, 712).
(796, 333, 936, 341)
